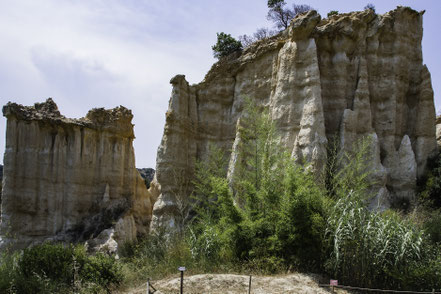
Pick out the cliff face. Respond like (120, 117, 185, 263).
(151, 7, 437, 229)
(436, 116, 441, 148)
(1, 99, 152, 249)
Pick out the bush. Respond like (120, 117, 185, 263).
(212, 32, 242, 59)
(239, 27, 277, 47)
(0, 251, 19, 293)
(120, 228, 203, 285)
(327, 10, 338, 17)
(78, 252, 123, 291)
(19, 243, 75, 285)
(0, 243, 122, 294)
(419, 151, 441, 208)
(422, 209, 441, 244)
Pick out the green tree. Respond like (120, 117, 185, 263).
(419, 151, 441, 208)
(364, 3, 375, 12)
(211, 32, 242, 59)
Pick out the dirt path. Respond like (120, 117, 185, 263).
(124, 273, 349, 294)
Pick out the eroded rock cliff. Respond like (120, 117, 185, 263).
(151, 7, 437, 229)
(1, 99, 152, 249)
(436, 116, 441, 148)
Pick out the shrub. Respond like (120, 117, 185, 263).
(0, 251, 19, 293)
(422, 209, 441, 244)
(19, 243, 75, 284)
(419, 151, 441, 208)
(323, 140, 441, 291)
(0, 243, 122, 294)
(327, 10, 338, 17)
(212, 32, 242, 59)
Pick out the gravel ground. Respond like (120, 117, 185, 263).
(123, 273, 350, 294)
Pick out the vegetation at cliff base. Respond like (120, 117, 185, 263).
(0, 243, 122, 294)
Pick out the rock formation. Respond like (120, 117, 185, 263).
(0, 99, 152, 250)
(0, 164, 3, 202)
(151, 7, 437, 229)
(436, 116, 441, 148)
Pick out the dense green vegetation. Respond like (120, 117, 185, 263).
(0, 243, 122, 293)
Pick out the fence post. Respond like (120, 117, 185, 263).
(178, 267, 186, 294)
(248, 275, 252, 294)
(331, 285, 334, 293)
(146, 278, 150, 294)
(180, 270, 184, 294)
(432, 289, 435, 294)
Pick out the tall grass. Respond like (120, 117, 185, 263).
(326, 192, 427, 289)
(324, 137, 441, 291)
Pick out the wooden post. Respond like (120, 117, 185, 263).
(146, 278, 150, 294)
(248, 275, 252, 294)
(180, 270, 184, 294)
(432, 289, 435, 294)
(331, 285, 335, 293)
(178, 266, 186, 294)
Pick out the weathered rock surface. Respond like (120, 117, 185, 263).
(151, 7, 437, 229)
(0, 99, 152, 249)
(0, 164, 3, 202)
(436, 116, 441, 148)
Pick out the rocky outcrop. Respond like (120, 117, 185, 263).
(0, 99, 152, 249)
(151, 7, 437, 229)
(436, 116, 441, 148)
(0, 164, 3, 202)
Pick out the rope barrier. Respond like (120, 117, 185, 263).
(320, 284, 440, 293)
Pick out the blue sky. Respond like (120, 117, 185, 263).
(0, 0, 440, 168)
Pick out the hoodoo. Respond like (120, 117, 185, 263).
(0, 99, 152, 250)
(150, 7, 437, 230)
